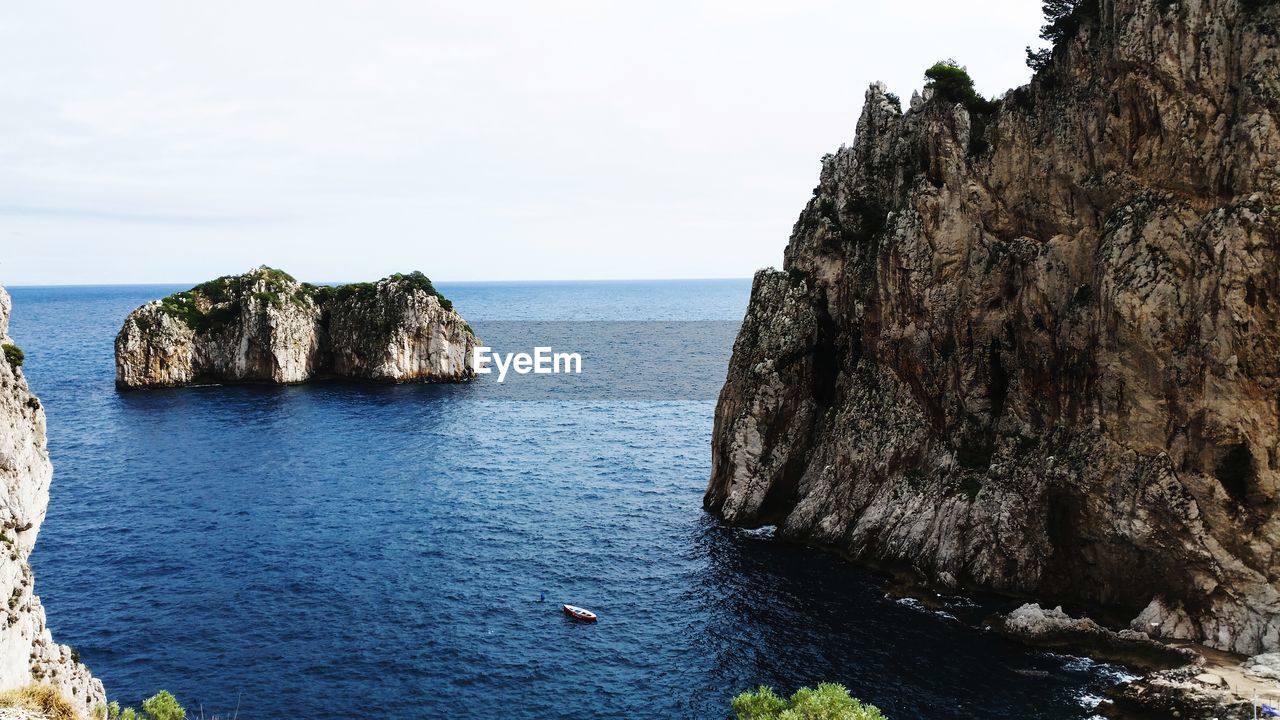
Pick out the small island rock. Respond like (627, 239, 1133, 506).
(115, 267, 477, 389)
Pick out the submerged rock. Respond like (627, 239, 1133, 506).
(0, 286, 105, 715)
(706, 0, 1280, 654)
(115, 267, 477, 389)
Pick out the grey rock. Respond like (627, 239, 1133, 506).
(1193, 672, 1225, 687)
(115, 267, 478, 389)
(0, 286, 105, 715)
(1107, 666, 1255, 720)
(995, 603, 1195, 670)
(1243, 652, 1280, 681)
(706, 0, 1280, 655)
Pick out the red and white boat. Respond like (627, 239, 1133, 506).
(562, 604, 597, 622)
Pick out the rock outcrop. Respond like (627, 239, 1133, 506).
(706, 0, 1280, 654)
(0, 286, 106, 716)
(1103, 666, 1256, 720)
(995, 603, 1196, 670)
(1245, 652, 1280, 681)
(115, 268, 478, 389)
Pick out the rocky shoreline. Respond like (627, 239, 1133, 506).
(991, 603, 1280, 719)
(115, 267, 478, 389)
(880, 578, 1280, 719)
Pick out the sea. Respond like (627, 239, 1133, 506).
(6, 280, 1136, 719)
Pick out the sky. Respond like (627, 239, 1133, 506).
(0, 1, 1044, 286)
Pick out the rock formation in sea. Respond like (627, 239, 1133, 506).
(0, 286, 106, 715)
(994, 603, 1196, 670)
(115, 267, 478, 389)
(706, 0, 1280, 655)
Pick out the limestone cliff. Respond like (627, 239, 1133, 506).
(0, 287, 106, 716)
(706, 0, 1280, 654)
(115, 268, 477, 389)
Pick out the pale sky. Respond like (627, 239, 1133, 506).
(0, 1, 1044, 286)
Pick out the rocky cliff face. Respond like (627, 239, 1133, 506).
(116, 268, 477, 389)
(0, 287, 106, 716)
(706, 0, 1280, 654)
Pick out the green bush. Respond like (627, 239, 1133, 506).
(141, 690, 185, 720)
(1, 343, 22, 368)
(924, 61, 999, 115)
(97, 701, 137, 720)
(925, 62, 978, 106)
(388, 271, 455, 311)
(733, 685, 788, 719)
(732, 683, 887, 720)
(97, 690, 184, 720)
(923, 61, 1000, 154)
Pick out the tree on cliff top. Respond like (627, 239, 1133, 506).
(1027, 0, 1101, 69)
(732, 683, 887, 720)
(1040, 0, 1099, 44)
(924, 61, 985, 109)
(923, 61, 999, 154)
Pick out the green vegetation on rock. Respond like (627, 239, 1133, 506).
(96, 690, 186, 720)
(923, 61, 1000, 155)
(1039, 0, 1100, 46)
(1, 342, 23, 368)
(1026, 0, 1101, 71)
(732, 683, 887, 720)
(391, 271, 454, 311)
(149, 267, 459, 334)
(324, 271, 454, 310)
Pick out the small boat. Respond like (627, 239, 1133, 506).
(562, 604, 597, 622)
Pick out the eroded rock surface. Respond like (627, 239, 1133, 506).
(115, 267, 477, 389)
(996, 603, 1196, 670)
(707, 0, 1280, 654)
(1103, 665, 1257, 720)
(0, 287, 105, 716)
(1244, 652, 1280, 681)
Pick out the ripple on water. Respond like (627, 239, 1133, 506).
(10, 282, 1139, 719)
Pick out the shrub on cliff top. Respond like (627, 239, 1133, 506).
(156, 292, 240, 334)
(331, 272, 456, 311)
(155, 266, 302, 331)
(2, 342, 23, 368)
(1026, 0, 1101, 70)
(732, 683, 887, 720)
(924, 61, 1000, 154)
(924, 62, 998, 114)
(389, 271, 455, 311)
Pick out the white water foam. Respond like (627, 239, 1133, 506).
(892, 596, 959, 622)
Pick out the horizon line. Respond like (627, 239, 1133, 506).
(3, 275, 759, 290)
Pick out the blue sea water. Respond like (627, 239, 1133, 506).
(5, 280, 1135, 719)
